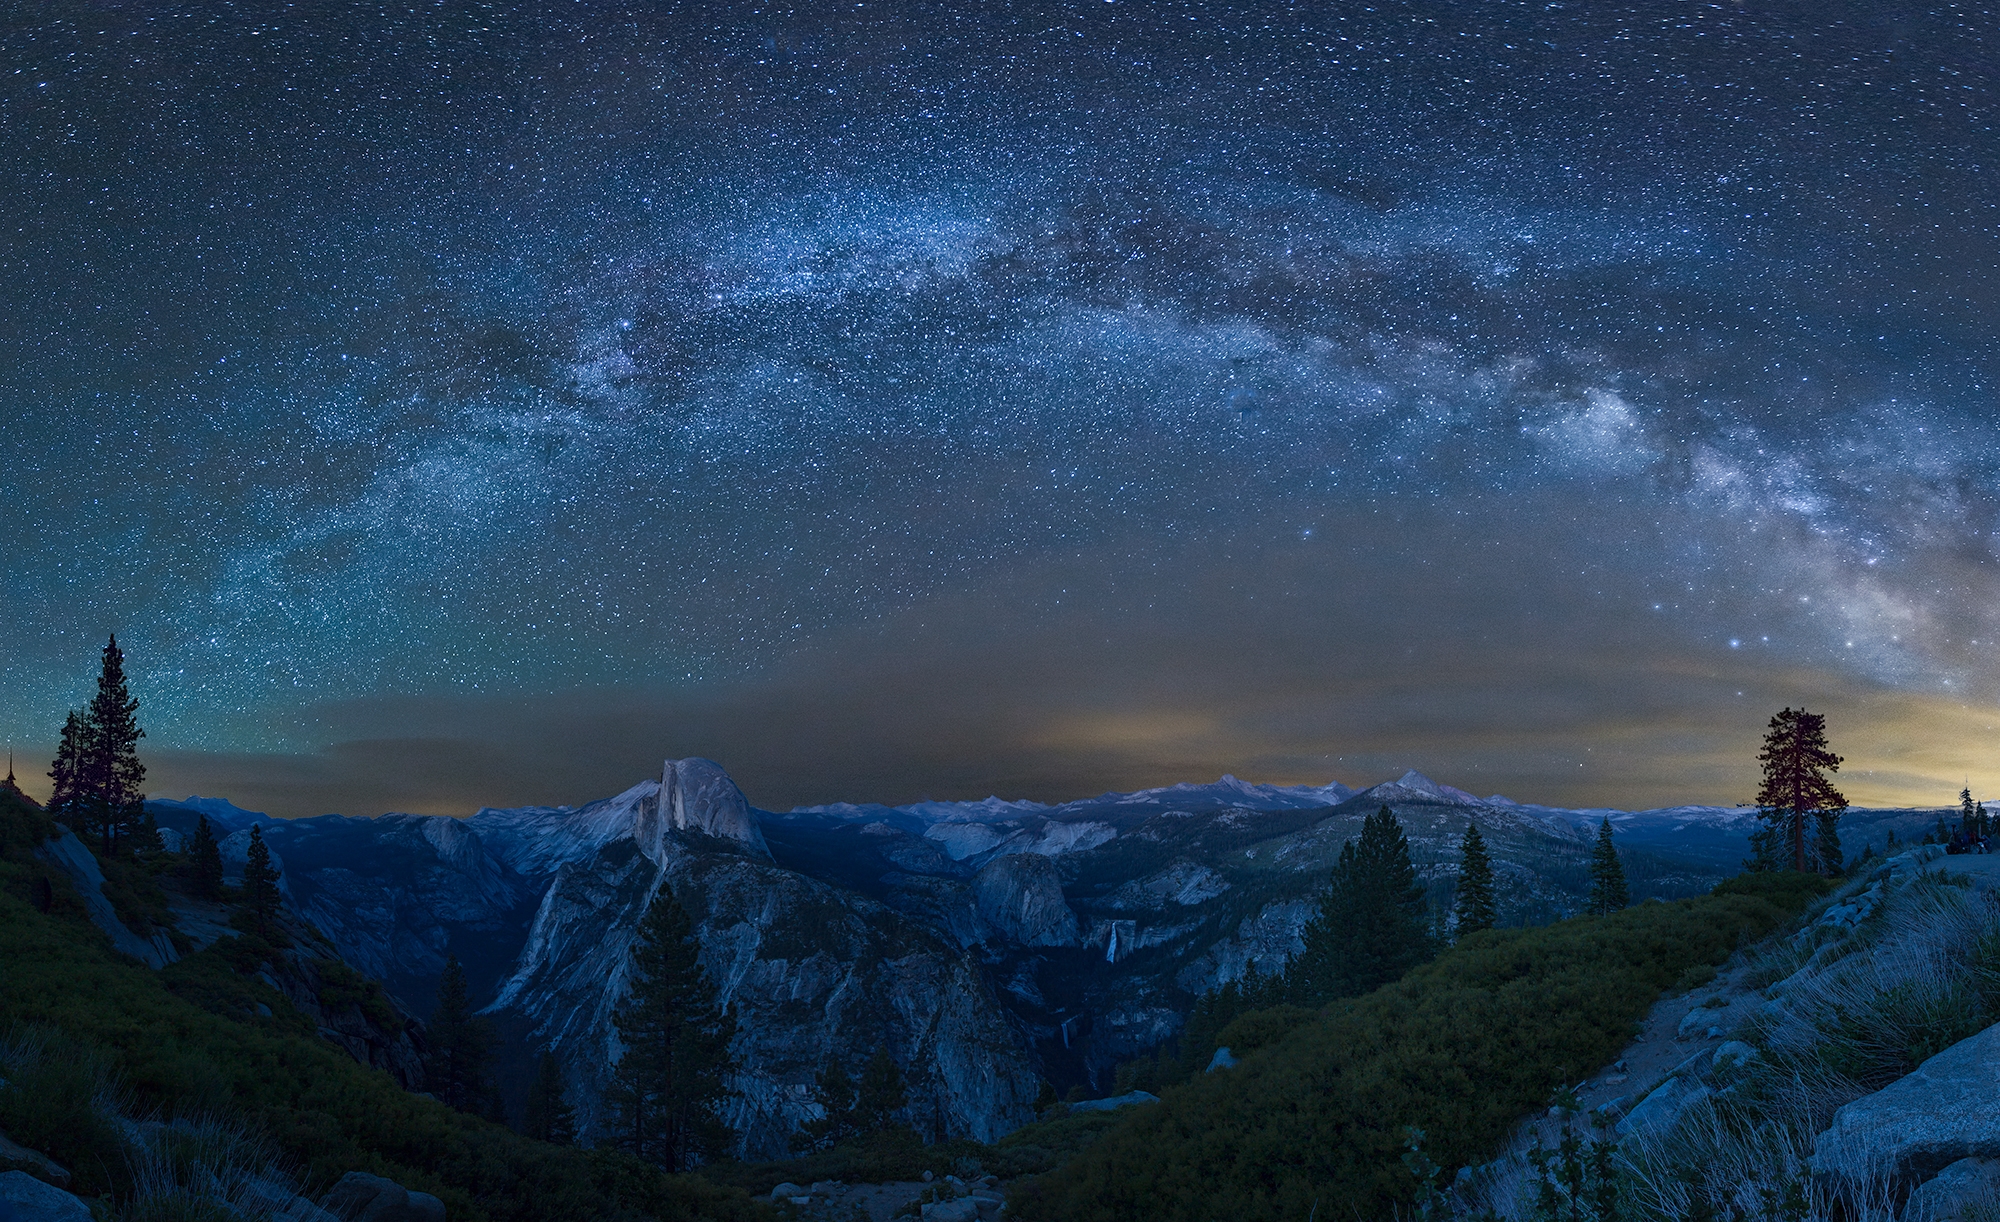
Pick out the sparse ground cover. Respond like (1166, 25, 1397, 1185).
(1456, 848, 2000, 1222)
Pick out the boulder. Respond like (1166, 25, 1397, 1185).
(1904, 1157, 2000, 1222)
(0, 1170, 91, 1222)
(1207, 1046, 1239, 1072)
(0, 1130, 69, 1188)
(767, 1182, 806, 1201)
(1615, 1077, 1711, 1142)
(971, 854, 1079, 947)
(1711, 1041, 1758, 1072)
(1810, 1021, 2000, 1186)
(319, 1171, 447, 1222)
(923, 1199, 981, 1222)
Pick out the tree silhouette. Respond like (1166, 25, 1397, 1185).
(794, 1058, 859, 1152)
(1586, 819, 1630, 916)
(188, 814, 225, 900)
(1287, 806, 1432, 1005)
(424, 955, 498, 1116)
(604, 884, 737, 1172)
(1751, 708, 1848, 874)
(1453, 822, 1497, 937)
(46, 710, 86, 828)
(242, 825, 282, 920)
(855, 1047, 908, 1134)
(523, 1051, 576, 1145)
(82, 635, 146, 856)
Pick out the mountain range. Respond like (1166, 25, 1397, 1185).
(144, 763, 1947, 1157)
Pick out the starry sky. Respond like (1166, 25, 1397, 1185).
(4, 2, 1998, 818)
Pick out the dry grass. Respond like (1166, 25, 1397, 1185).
(1612, 866, 2000, 1222)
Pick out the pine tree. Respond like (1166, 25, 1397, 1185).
(241, 825, 282, 919)
(81, 635, 146, 857)
(1753, 707, 1849, 874)
(1453, 822, 1498, 937)
(1586, 819, 1629, 916)
(1962, 787, 1980, 843)
(795, 1058, 859, 1151)
(1286, 805, 1432, 1006)
(46, 710, 86, 828)
(855, 1047, 908, 1134)
(425, 955, 498, 1115)
(187, 814, 225, 900)
(605, 884, 738, 1172)
(523, 1051, 576, 1145)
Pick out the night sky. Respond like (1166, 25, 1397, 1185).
(4, 2, 1998, 818)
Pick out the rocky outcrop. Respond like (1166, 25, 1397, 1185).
(971, 855, 1078, 947)
(320, 1171, 446, 1222)
(1810, 1020, 2000, 1187)
(33, 830, 181, 968)
(659, 758, 770, 860)
(0, 1169, 91, 1222)
(1903, 1157, 2000, 1222)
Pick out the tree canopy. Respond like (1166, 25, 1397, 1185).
(1751, 707, 1848, 874)
(47, 636, 151, 856)
(1286, 805, 1433, 1006)
(1452, 822, 1497, 937)
(605, 882, 738, 1172)
(1586, 818, 1629, 916)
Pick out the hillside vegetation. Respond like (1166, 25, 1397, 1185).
(1011, 871, 1831, 1221)
(0, 788, 766, 1222)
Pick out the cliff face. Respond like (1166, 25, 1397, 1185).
(147, 763, 1752, 1148)
(482, 769, 1038, 1158)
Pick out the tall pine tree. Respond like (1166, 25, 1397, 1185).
(523, 1051, 576, 1145)
(81, 635, 146, 857)
(1586, 818, 1629, 916)
(1751, 707, 1848, 874)
(1453, 821, 1498, 937)
(424, 955, 499, 1116)
(604, 884, 738, 1172)
(1286, 805, 1432, 1006)
(241, 825, 282, 920)
(46, 710, 86, 829)
(855, 1047, 908, 1134)
(794, 1058, 860, 1152)
(188, 814, 225, 900)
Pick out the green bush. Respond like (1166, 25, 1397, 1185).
(1011, 873, 1829, 1222)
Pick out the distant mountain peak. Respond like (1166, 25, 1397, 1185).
(1357, 771, 1483, 806)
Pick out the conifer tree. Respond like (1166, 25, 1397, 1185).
(855, 1047, 908, 1134)
(523, 1051, 576, 1145)
(1962, 787, 1979, 842)
(1751, 707, 1848, 874)
(795, 1058, 860, 1151)
(1453, 821, 1498, 937)
(188, 814, 225, 900)
(425, 955, 498, 1116)
(46, 710, 86, 828)
(605, 884, 738, 1172)
(1286, 805, 1432, 1006)
(81, 635, 146, 856)
(1586, 819, 1629, 916)
(242, 825, 282, 919)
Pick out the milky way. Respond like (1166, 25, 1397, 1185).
(4, 3, 1998, 815)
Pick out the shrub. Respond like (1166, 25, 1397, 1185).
(1011, 873, 1827, 1222)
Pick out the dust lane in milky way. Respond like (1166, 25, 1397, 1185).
(2, 4, 1996, 815)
